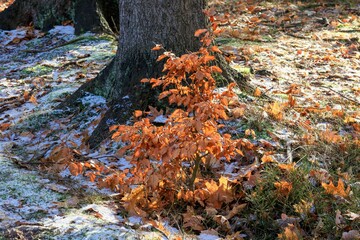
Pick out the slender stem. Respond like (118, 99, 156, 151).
(189, 155, 201, 190)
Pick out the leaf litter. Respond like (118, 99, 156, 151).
(0, 0, 359, 239)
(0, 24, 182, 239)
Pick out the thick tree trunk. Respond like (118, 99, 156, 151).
(0, 0, 118, 34)
(61, 0, 209, 148)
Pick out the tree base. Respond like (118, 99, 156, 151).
(59, 54, 254, 149)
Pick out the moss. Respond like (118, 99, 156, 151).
(232, 66, 252, 76)
(21, 65, 54, 77)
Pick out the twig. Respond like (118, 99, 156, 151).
(321, 86, 360, 105)
(337, 29, 360, 33)
(285, 32, 309, 39)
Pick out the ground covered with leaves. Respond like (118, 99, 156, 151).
(0, 1, 359, 239)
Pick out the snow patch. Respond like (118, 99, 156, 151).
(153, 115, 168, 124)
(0, 29, 27, 45)
(81, 94, 106, 108)
(49, 26, 75, 39)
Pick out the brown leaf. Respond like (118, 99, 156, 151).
(84, 208, 103, 219)
(274, 181, 293, 197)
(261, 154, 276, 164)
(69, 162, 82, 176)
(182, 206, 204, 231)
(152, 44, 162, 51)
(254, 87, 262, 97)
(23, 90, 30, 101)
(322, 179, 350, 198)
(205, 176, 234, 209)
(213, 215, 231, 232)
(0, 123, 11, 131)
(266, 102, 284, 120)
(278, 224, 301, 240)
(226, 203, 247, 220)
(122, 186, 148, 217)
(194, 29, 208, 37)
(134, 110, 143, 118)
(278, 163, 296, 171)
(29, 94, 38, 105)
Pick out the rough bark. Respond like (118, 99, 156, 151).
(0, 0, 118, 34)
(59, 0, 253, 148)
(61, 0, 209, 148)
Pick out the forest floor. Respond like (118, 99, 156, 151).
(0, 1, 359, 239)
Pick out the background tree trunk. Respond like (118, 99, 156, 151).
(0, 0, 118, 34)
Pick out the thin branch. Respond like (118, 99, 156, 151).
(321, 86, 360, 105)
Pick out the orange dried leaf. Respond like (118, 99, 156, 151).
(86, 172, 97, 182)
(194, 29, 208, 37)
(69, 162, 81, 176)
(141, 78, 150, 83)
(134, 110, 143, 118)
(322, 179, 350, 198)
(321, 130, 342, 144)
(274, 181, 293, 197)
(183, 206, 204, 231)
(278, 224, 301, 240)
(152, 44, 162, 51)
(122, 186, 148, 217)
(210, 65, 222, 73)
(23, 90, 30, 100)
(278, 163, 296, 171)
(261, 155, 275, 163)
(29, 95, 38, 105)
(211, 45, 222, 53)
(266, 102, 284, 120)
(226, 203, 247, 220)
(0, 123, 11, 131)
(254, 87, 262, 97)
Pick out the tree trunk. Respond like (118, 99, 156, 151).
(61, 0, 209, 148)
(0, 0, 118, 34)
(59, 0, 252, 148)
(1, 0, 250, 148)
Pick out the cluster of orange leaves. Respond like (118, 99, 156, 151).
(107, 29, 254, 219)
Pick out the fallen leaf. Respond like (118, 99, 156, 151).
(182, 206, 204, 231)
(213, 215, 231, 232)
(344, 212, 360, 221)
(278, 224, 301, 240)
(254, 87, 262, 97)
(122, 186, 148, 217)
(342, 230, 360, 240)
(194, 29, 208, 37)
(274, 181, 293, 197)
(226, 203, 247, 220)
(261, 154, 276, 164)
(134, 110, 143, 118)
(278, 163, 296, 171)
(335, 210, 344, 227)
(322, 179, 350, 198)
(29, 94, 38, 105)
(0, 123, 11, 131)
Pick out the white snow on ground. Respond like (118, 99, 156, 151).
(48, 25, 75, 40)
(0, 28, 27, 45)
(0, 25, 190, 239)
